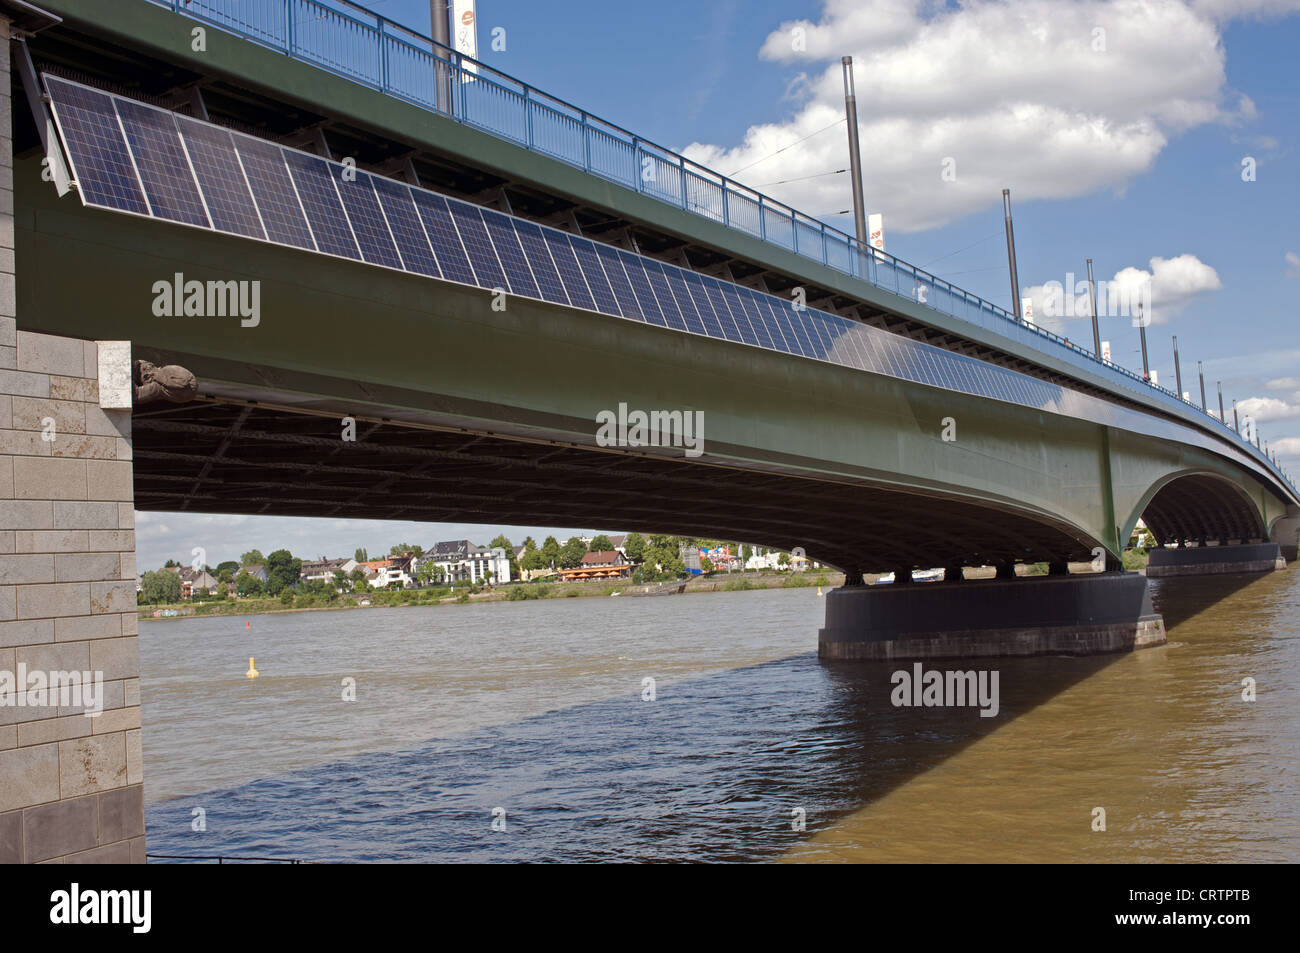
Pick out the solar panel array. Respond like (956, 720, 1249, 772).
(44, 74, 1066, 414)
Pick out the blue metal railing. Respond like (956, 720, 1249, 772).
(140, 0, 1293, 495)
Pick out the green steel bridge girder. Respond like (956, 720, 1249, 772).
(13, 153, 1289, 570)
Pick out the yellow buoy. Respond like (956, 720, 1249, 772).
(245, 657, 259, 678)
(817, 586, 823, 597)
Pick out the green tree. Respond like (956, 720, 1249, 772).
(263, 549, 301, 595)
(589, 534, 614, 552)
(389, 543, 423, 557)
(624, 532, 645, 563)
(235, 571, 264, 597)
(417, 560, 441, 587)
(540, 536, 561, 569)
(140, 569, 182, 604)
(350, 567, 369, 593)
(216, 560, 239, 578)
(215, 582, 228, 600)
(778, 551, 791, 568)
(332, 570, 347, 592)
(218, 567, 234, 585)
(163, 559, 179, 569)
(240, 549, 266, 567)
(561, 536, 587, 569)
(521, 536, 536, 550)
(355, 547, 368, 562)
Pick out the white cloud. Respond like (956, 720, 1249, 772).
(683, 0, 1279, 234)
(1271, 436, 1300, 457)
(1286, 251, 1300, 278)
(1237, 396, 1300, 422)
(1025, 253, 1220, 326)
(1265, 376, 1300, 389)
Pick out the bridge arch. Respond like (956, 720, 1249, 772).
(1125, 471, 1267, 548)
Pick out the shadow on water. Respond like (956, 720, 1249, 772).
(145, 569, 1287, 862)
(147, 652, 1127, 862)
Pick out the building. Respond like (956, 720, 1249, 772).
(299, 557, 358, 585)
(420, 540, 512, 585)
(237, 564, 269, 583)
(558, 550, 631, 582)
(166, 566, 219, 598)
(356, 557, 414, 589)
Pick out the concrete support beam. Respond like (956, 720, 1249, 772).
(1146, 542, 1286, 577)
(819, 573, 1166, 660)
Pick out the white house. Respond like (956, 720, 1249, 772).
(420, 540, 512, 585)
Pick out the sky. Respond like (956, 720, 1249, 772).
(136, 0, 1300, 569)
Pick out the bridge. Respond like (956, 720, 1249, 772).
(0, 0, 1296, 863)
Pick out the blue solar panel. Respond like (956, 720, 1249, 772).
(699, 276, 745, 343)
(542, 231, 596, 312)
(174, 116, 265, 240)
(756, 293, 811, 359)
(370, 176, 440, 278)
(334, 170, 402, 269)
(283, 151, 361, 260)
(44, 77, 149, 215)
(512, 220, 569, 305)
(567, 236, 621, 315)
(738, 286, 782, 351)
(47, 75, 1121, 433)
(719, 282, 762, 346)
(229, 134, 317, 251)
(590, 243, 644, 321)
(481, 209, 540, 299)
(446, 200, 508, 291)
(113, 98, 209, 227)
(618, 250, 667, 327)
(642, 260, 689, 332)
(660, 266, 707, 336)
(411, 191, 476, 285)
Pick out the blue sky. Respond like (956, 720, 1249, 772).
(136, 0, 1300, 569)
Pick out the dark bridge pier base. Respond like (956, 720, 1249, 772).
(818, 573, 1166, 661)
(1146, 542, 1286, 578)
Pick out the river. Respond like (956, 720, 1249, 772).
(139, 571, 1300, 862)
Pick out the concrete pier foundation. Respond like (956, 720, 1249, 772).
(1145, 542, 1285, 578)
(819, 572, 1166, 661)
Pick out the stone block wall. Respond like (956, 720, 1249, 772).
(1, 11, 144, 863)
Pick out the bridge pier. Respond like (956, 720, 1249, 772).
(818, 572, 1166, 660)
(1, 10, 143, 865)
(1145, 542, 1286, 577)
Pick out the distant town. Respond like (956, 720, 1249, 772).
(136, 533, 823, 605)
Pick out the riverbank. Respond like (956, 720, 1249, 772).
(137, 569, 843, 621)
(138, 555, 1155, 622)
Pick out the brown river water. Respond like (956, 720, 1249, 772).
(138, 570, 1299, 862)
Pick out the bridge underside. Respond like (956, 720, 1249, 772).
(1142, 475, 1266, 546)
(131, 394, 1095, 576)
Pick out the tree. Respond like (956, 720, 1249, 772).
(240, 549, 266, 567)
(561, 536, 587, 569)
(417, 560, 441, 587)
(140, 569, 181, 604)
(163, 559, 179, 569)
(700, 555, 714, 573)
(355, 547, 368, 563)
(215, 582, 228, 600)
(624, 532, 645, 563)
(264, 549, 301, 595)
(217, 567, 234, 585)
(521, 536, 536, 550)
(235, 571, 264, 598)
(540, 536, 561, 569)
(350, 568, 369, 593)
(589, 534, 614, 552)
(389, 543, 423, 557)
(741, 544, 751, 563)
(333, 570, 347, 592)
(778, 551, 791, 568)
(216, 560, 239, 578)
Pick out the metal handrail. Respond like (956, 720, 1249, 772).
(138, 0, 1293, 495)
